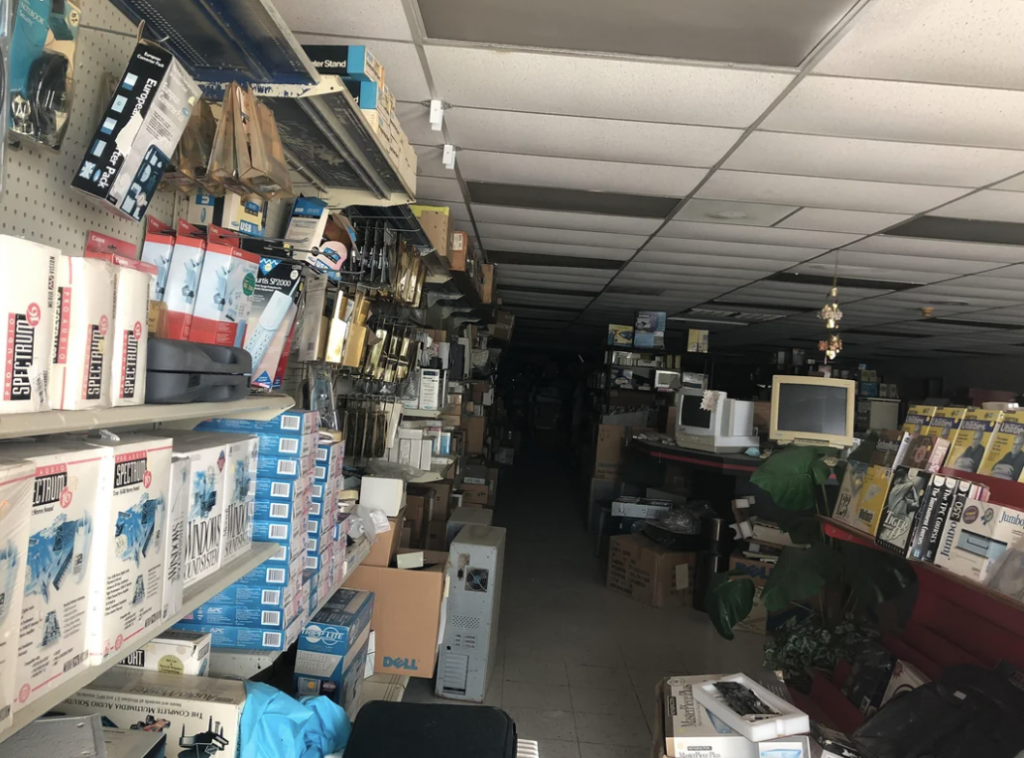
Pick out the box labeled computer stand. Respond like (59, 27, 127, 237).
(0, 460, 34, 731)
(172, 435, 228, 587)
(190, 227, 259, 347)
(71, 41, 200, 220)
(118, 629, 211, 676)
(60, 669, 245, 756)
(0, 237, 58, 415)
(11, 441, 109, 712)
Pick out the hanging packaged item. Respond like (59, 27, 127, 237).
(71, 40, 200, 220)
(160, 219, 206, 340)
(207, 82, 243, 194)
(163, 97, 217, 193)
(0, 459, 34, 733)
(190, 225, 259, 347)
(243, 257, 304, 389)
(256, 101, 293, 199)
(9, 0, 81, 148)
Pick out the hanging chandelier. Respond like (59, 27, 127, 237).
(817, 257, 843, 361)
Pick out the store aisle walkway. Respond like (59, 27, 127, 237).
(404, 446, 764, 758)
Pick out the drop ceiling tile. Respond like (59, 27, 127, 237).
(850, 235, 1024, 264)
(813, 0, 1024, 89)
(483, 238, 633, 260)
(458, 151, 704, 197)
(836, 250, 998, 276)
(931, 190, 1024, 223)
(424, 46, 793, 127)
(725, 132, 1024, 188)
(444, 109, 741, 167)
(469, 205, 661, 235)
(675, 199, 798, 226)
(993, 175, 1024, 192)
(295, 35, 429, 100)
(761, 76, 1024, 150)
(279, 0, 413, 41)
(499, 277, 611, 291)
(778, 208, 909, 234)
(500, 292, 595, 308)
(414, 146, 452, 179)
(475, 223, 648, 249)
(396, 102, 438, 146)
(415, 176, 465, 203)
(658, 221, 859, 249)
(635, 250, 795, 271)
(698, 171, 968, 214)
(643, 237, 824, 261)
(496, 263, 613, 278)
(791, 260, 949, 284)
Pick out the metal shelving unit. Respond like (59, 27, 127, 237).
(0, 542, 280, 744)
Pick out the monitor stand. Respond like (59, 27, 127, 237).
(676, 432, 760, 454)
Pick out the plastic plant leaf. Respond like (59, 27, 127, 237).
(751, 445, 834, 512)
(761, 543, 841, 612)
(705, 571, 756, 640)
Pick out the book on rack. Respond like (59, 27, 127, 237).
(929, 406, 968, 441)
(902, 434, 936, 470)
(834, 459, 869, 528)
(946, 409, 1004, 474)
(847, 464, 893, 536)
(928, 437, 951, 473)
(871, 430, 912, 468)
(979, 409, 1024, 481)
(902, 405, 938, 437)
(876, 466, 933, 554)
(908, 477, 974, 563)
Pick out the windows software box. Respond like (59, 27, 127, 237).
(60, 669, 245, 756)
(162, 458, 188, 621)
(191, 433, 259, 567)
(0, 237, 58, 415)
(171, 435, 228, 588)
(0, 459, 35, 731)
(79, 434, 173, 662)
(6, 441, 108, 712)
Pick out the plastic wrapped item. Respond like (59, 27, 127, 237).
(164, 97, 218, 193)
(256, 101, 293, 199)
(208, 83, 244, 194)
(239, 681, 351, 758)
(652, 503, 701, 534)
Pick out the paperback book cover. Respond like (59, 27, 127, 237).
(902, 435, 936, 471)
(850, 464, 894, 536)
(876, 467, 933, 555)
(979, 409, 1024, 480)
(947, 409, 1003, 474)
(871, 431, 912, 469)
(927, 438, 951, 473)
(925, 478, 971, 563)
(907, 475, 959, 561)
(902, 405, 938, 437)
(834, 460, 868, 527)
(930, 406, 968, 441)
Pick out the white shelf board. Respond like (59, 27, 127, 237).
(0, 541, 279, 745)
(207, 537, 373, 680)
(0, 395, 295, 440)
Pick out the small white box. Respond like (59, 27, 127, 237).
(692, 674, 810, 743)
(172, 435, 229, 587)
(360, 476, 405, 517)
(118, 629, 212, 676)
(0, 237, 58, 415)
(418, 368, 441, 411)
(0, 459, 35, 731)
(186, 192, 216, 226)
(221, 192, 267, 237)
(664, 675, 757, 758)
(934, 498, 1024, 584)
(162, 458, 188, 621)
(162, 220, 206, 340)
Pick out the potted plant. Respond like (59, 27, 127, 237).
(704, 444, 917, 685)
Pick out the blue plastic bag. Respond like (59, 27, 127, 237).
(239, 682, 351, 758)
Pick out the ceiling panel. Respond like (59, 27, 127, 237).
(832, 250, 1000, 276)
(279, 0, 413, 40)
(760, 76, 1024, 150)
(698, 171, 968, 213)
(725, 132, 1024, 188)
(474, 223, 648, 249)
(674, 198, 798, 227)
(658, 220, 859, 249)
(635, 250, 797, 271)
(415, 176, 465, 203)
(994, 175, 1024, 192)
(467, 181, 678, 217)
(778, 208, 909, 234)
(396, 102, 437, 145)
(444, 109, 741, 167)
(423, 46, 793, 127)
(850, 235, 1024, 264)
(457, 151, 704, 197)
(813, 0, 1024, 89)
(469, 205, 661, 235)
(496, 264, 614, 279)
(790, 260, 951, 284)
(295, 35, 429, 100)
(483, 238, 634, 259)
(498, 277, 612, 291)
(930, 191, 1024, 223)
(644, 236, 826, 261)
(414, 146, 452, 178)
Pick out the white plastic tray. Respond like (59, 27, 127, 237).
(692, 674, 810, 742)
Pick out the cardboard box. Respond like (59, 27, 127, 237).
(416, 210, 453, 261)
(460, 482, 490, 506)
(479, 262, 494, 304)
(607, 534, 694, 608)
(118, 630, 212, 676)
(365, 509, 404, 568)
(462, 416, 487, 456)
(492, 310, 515, 342)
(426, 521, 446, 551)
(594, 425, 627, 481)
(345, 556, 449, 679)
(728, 556, 776, 635)
(450, 231, 473, 271)
(295, 589, 374, 706)
(405, 495, 427, 547)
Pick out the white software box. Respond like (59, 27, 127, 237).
(162, 220, 206, 341)
(214, 433, 258, 566)
(418, 368, 441, 411)
(172, 435, 228, 588)
(118, 629, 212, 676)
(0, 459, 34, 731)
(0, 237, 58, 415)
(81, 435, 173, 663)
(934, 498, 1024, 584)
(60, 669, 246, 755)
(162, 459, 188, 621)
(7, 441, 108, 712)
(140, 219, 174, 301)
(664, 674, 757, 758)
(50, 256, 116, 410)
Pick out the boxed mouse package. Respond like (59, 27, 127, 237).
(71, 41, 200, 220)
(0, 459, 35, 732)
(171, 435, 228, 588)
(0, 237, 58, 415)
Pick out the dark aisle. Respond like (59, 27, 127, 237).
(405, 447, 764, 758)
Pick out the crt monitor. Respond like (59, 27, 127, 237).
(677, 388, 716, 436)
(770, 376, 856, 447)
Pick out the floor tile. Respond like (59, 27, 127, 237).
(505, 654, 570, 686)
(503, 706, 578, 741)
(570, 684, 643, 716)
(537, 740, 581, 758)
(567, 664, 633, 690)
(574, 710, 651, 747)
(504, 681, 573, 710)
(578, 744, 649, 758)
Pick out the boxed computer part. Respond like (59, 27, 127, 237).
(196, 409, 319, 437)
(247, 430, 317, 460)
(190, 227, 260, 347)
(934, 498, 1024, 583)
(80, 434, 173, 662)
(663, 674, 758, 758)
(303, 44, 384, 83)
(161, 220, 206, 340)
(244, 257, 304, 389)
(59, 669, 245, 756)
(255, 472, 310, 503)
(0, 237, 58, 415)
(220, 192, 267, 237)
(118, 629, 211, 676)
(233, 551, 305, 587)
(256, 451, 312, 479)
(172, 435, 228, 587)
(8, 440, 108, 711)
(0, 459, 34, 731)
(141, 218, 175, 302)
(172, 621, 292, 651)
(692, 674, 809, 742)
(162, 458, 187, 621)
(182, 591, 298, 629)
(212, 434, 258, 566)
(71, 41, 200, 220)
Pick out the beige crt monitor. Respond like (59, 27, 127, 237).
(770, 376, 856, 448)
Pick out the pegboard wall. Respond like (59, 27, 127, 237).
(0, 0, 176, 254)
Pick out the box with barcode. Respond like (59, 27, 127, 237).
(256, 453, 309, 480)
(254, 498, 304, 521)
(263, 537, 308, 565)
(195, 410, 319, 438)
(253, 519, 301, 544)
(181, 595, 295, 629)
(256, 473, 311, 502)
(209, 582, 293, 608)
(233, 552, 304, 586)
(294, 589, 373, 706)
(169, 622, 291, 650)
(117, 630, 211, 676)
(251, 432, 317, 460)
(315, 440, 345, 481)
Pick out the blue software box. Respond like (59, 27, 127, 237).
(294, 590, 374, 703)
(235, 554, 304, 586)
(296, 638, 368, 707)
(256, 474, 310, 501)
(256, 454, 308, 479)
(195, 411, 319, 438)
(173, 622, 290, 651)
(342, 78, 379, 109)
(254, 498, 303, 521)
(210, 583, 291, 608)
(253, 519, 301, 543)
(253, 432, 317, 459)
(182, 602, 290, 629)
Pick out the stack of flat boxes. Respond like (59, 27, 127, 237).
(306, 438, 345, 614)
(174, 411, 319, 651)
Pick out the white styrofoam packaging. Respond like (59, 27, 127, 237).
(0, 237, 58, 415)
(5, 441, 108, 712)
(692, 674, 810, 743)
(60, 669, 245, 755)
(162, 459, 188, 621)
(117, 629, 212, 676)
(84, 251, 156, 406)
(664, 675, 758, 758)
(80, 434, 173, 662)
(171, 434, 228, 588)
(0, 459, 34, 732)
